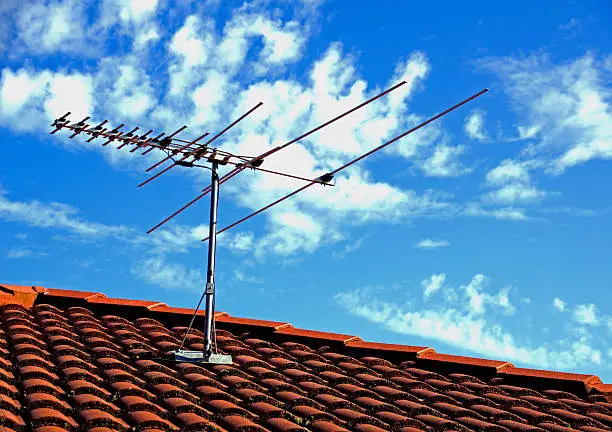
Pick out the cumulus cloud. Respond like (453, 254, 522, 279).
(420, 144, 473, 177)
(0, 68, 93, 132)
(553, 297, 566, 312)
(573, 303, 599, 325)
(464, 110, 488, 141)
(16, 0, 86, 53)
(483, 159, 546, 205)
(422, 273, 446, 299)
(415, 238, 449, 249)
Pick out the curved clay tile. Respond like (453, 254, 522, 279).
(72, 394, 120, 414)
(21, 379, 63, 397)
(109, 381, 155, 401)
(25, 392, 71, 413)
(414, 414, 471, 432)
(128, 410, 179, 431)
(265, 417, 309, 432)
(96, 357, 135, 373)
(51, 345, 92, 361)
(173, 363, 212, 377)
(144, 372, 188, 389)
(309, 420, 350, 432)
(0, 394, 21, 413)
(295, 381, 341, 397)
(117, 396, 167, 416)
(29, 407, 78, 430)
(56, 355, 94, 371)
(103, 369, 146, 387)
(234, 356, 269, 368)
(234, 388, 276, 405)
(63, 367, 104, 384)
(89, 346, 128, 360)
(11, 334, 47, 348)
(82, 337, 122, 351)
(182, 373, 223, 389)
(267, 357, 304, 371)
(151, 384, 199, 403)
(134, 360, 177, 376)
(44, 327, 79, 339)
(248, 401, 287, 419)
(194, 386, 239, 404)
(78, 409, 129, 431)
(15, 354, 55, 371)
(174, 412, 219, 432)
(19, 366, 60, 383)
(0, 408, 26, 430)
(65, 380, 111, 398)
(220, 415, 267, 432)
(163, 397, 213, 417)
(65, 306, 94, 316)
(246, 366, 286, 381)
(456, 416, 511, 432)
(7, 324, 42, 338)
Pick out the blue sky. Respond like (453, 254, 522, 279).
(0, 0, 611, 381)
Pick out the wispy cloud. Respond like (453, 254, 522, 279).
(335, 273, 606, 370)
(6, 248, 48, 259)
(479, 53, 612, 173)
(131, 256, 203, 291)
(0, 188, 128, 237)
(415, 238, 449, 249)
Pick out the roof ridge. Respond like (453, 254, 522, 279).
(1, 282, 609, 401)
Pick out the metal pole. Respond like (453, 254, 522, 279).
(203, 161, 219, 357)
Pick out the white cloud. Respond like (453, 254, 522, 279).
(420, 144, 472, 178)
(6, 248, 48, 259)
(464, 110, 488, 142)
(132, 256, 203, 291)
(0, 188, 127, 237)
(553, 297, 566, 312)
(0, 68, 93, 132)
(463, 204, 529, 221)
(573, 303, 599, 326)
(483, 159, 546, 205)
(485, 159, 530, 186)
(484, 183, 546, 204)
(422, 273, 446, 299)
(480, 53, 612, 173)
(16, 0, 86, 53)
(234, 269, 263, 284)
(335, 277, 602, 370)
(415, 238, 449, 249)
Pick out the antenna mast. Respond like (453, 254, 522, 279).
(49, 83, 487, 365)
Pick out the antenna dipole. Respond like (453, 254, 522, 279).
(48, 81, 482, 365)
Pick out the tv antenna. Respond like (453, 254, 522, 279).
(50, 83, 487, 365)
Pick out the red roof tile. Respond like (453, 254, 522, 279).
(0, 282, 610, 432)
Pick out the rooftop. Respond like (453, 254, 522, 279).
(0, 282, 610, 431)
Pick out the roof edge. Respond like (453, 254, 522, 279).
(0, 284, 38, 308)
(13, 282, 609, 398)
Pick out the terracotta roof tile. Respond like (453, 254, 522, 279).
(1, 283, 610, 432)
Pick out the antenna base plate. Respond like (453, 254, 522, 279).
(170, 350, 232, 364)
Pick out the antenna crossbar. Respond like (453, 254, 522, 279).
(201, 88, 489, 241)
(146, 81, 408, 232)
